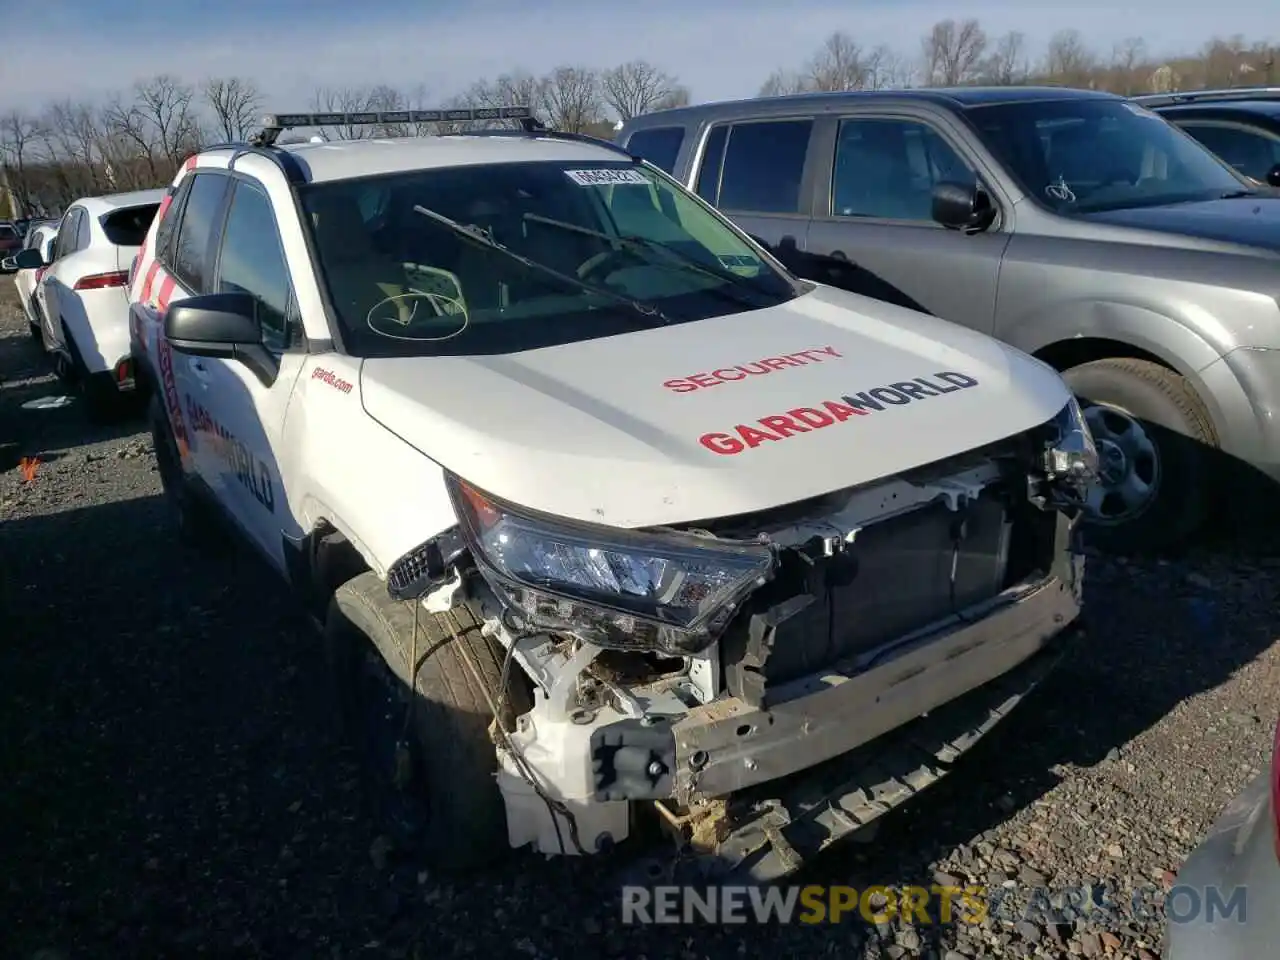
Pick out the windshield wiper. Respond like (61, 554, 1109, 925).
(1218, 190, 1257, 199)
(522, 212, 774, 308)
(411, 205, 673, 323)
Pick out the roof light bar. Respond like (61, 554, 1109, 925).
(250, 106, 536, 145)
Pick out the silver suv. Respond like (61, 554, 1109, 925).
(618, 87, 1280, 552)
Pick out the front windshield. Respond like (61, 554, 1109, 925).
(300, 159, 802, 357)
(965, 98, 1251, 214)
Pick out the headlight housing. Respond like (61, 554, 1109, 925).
(447, 475, 775, 655)
(1044, 396, 1099, 488)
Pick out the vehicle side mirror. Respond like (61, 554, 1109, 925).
(1266, 163, 1280, 188)
(13, 247, 46, 270)
(164, 291, 282, 388)
(932, 181, 996, 232)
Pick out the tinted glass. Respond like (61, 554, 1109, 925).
(832, 118, 976, 221)
(695, 124, 729, 201)
(154, 180, 189, 261)
(216, 182, 293, 352)
(300, 160, 801, 358)
(54, 210, 79, 259)
(101, 203, 160, 248)
(1178, 122, 1280, 182)
(625, 127, 685, 174)
(968, 98, 1247, 214)
(717, 119, 813, 213)
(172, 173, 230, 292)
(0, 224, 15, 238)
(75, 211, 91, 251)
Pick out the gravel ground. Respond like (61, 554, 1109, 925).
(2, 278, 1279, 960)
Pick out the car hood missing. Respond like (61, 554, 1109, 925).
(359, 284, 1072, 528)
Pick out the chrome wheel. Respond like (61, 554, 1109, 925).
(1083, 403, 1160, 524)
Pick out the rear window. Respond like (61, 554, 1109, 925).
(624, 126, 685, 174)
(101, 203, 161, 247)
(0, 224, 16, 238)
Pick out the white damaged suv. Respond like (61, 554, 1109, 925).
(129, 109, 1095, 881)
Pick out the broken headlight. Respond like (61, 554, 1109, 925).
(1044, 396, 1099, 489)
(447, 474, 775, 654)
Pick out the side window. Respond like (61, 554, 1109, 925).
(1178, 122, 1280, 182)
(695, 124, 729, 201)
(154, 178, 191, 261)
(75, 210, 92, 251)
(215, 181, 294, 353)
(716, 119, 814, 214)
(53, 209, 80, 259)
(832, 118, 977, 221)
(171, 173, 230, 293)
(624, 127, 685, 174)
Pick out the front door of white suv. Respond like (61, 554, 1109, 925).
(191, 177, 304, 569)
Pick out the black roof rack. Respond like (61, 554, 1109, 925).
(202, 107, 634, 185)
(1131, 87, 1280, 109)
(248, 106, 535, 147)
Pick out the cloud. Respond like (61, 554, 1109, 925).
(1, 0, 1276, 114)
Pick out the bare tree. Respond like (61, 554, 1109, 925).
(459, 71, 548, 130)
(921, 19, 988, 86)
(541, 66, 604, 133)
(1042, 29, 1097, 87)
(0, 110, 45, 216)
(48, 100, 109, 194)
(980, 31, 1029, 84)
(806, 32, 868, 91)
(863, 45, 914, 89)
(1200, 35, 1252, 87)
(101, 95, 159, 182)
(205, 77, 262, 142)
(1106, 38, 1148, 95)
(134, 75, 202, 167)
(601, 60, 687, 120)
(759, 69, 809, 97)
(652, 86, 692, 110)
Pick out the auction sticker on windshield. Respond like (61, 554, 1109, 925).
(564, 168, 649, 186)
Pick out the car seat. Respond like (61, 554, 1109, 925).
(309, 192, 413, 328)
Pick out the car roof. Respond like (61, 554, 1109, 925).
(621, 86, 1119, 128)
(72, 188, 166, 215)
(1155, 99, 1280, 120)
(210, 133, 631, 185)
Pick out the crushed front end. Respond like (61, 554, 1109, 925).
(409, 399, 1095, 881)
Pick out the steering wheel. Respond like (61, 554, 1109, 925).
(366, 291, 469, 342)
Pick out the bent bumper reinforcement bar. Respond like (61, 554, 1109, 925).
(671, 570, 1081, 803)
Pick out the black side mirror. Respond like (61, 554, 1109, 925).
(165, 292, 277, 384)
(1266, 163, 1280, 188)
(13, 247, 46, 270)
(932, 181, 996, 232)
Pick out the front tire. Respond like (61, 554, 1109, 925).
(1063, 358, 1217, 553)
(325, 571, 531, 871)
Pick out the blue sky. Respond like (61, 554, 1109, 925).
(4, 0, 1276, 115)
